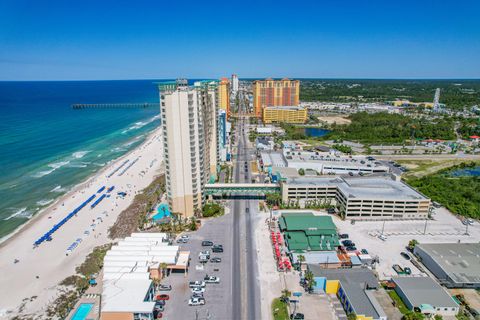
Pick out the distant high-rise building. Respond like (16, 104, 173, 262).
(218, 78, 231, 118)
(253, 78, 300, 118)
(433, 88, 441, 113)
(158, 79, 218, 217)
(231, 74, 239, 93)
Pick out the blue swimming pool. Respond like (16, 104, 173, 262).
(152, 203, 171, 221)
(71, 303, 93, 320)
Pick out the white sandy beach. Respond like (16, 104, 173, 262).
(0, 127, 164, 319)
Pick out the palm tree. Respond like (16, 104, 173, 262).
(159, 262, 168, 279)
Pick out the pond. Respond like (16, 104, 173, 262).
(449, 166, 480, 177)
(303, 127, 330, 137)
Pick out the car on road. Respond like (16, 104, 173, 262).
(212, 244, 223, 253)
(158, 284, 172, 291)
(378, 234, 387, 241)
(156, 294, 170, 301)
(202, 240, 213, 246)
(189, 281, 206, 288)
(361, 249, 368, 254)
(191, 286, 205, 294)
(188, 297, 205, 306)
(290, 313, 305, 320)
(204, 275, 220, 283)
(401, 252, 410, 260)
(210, 257, 222, 263)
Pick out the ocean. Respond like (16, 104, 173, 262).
(0, 80, 163, 239)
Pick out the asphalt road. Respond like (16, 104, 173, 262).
(232, 114, 260, 320)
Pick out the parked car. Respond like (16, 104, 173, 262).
(393, 264, 404, 274)
(192, 292, 204, 299)
(156, 294, 170, 301)
(189, 281, 206, 288)
(158, 284, 172, 291)
(339, 234, 349, 239)
(346, 246, 357, 252)
(155, 300, 165, 306)
(404, 267, 412, 275)
(378, 234, 387, 241)
(199, 250, 210, 259)
(202, 240, 214, 246)
(176, 238, 187, 243)
(191, 286, 205, 294)
(181, 235, 190, 240)
(290, 313, 305, 320)
(400, 252, 411, 260)
(342, 240, 355, 246)
(204, 275, 220, 283)
(188, 297, 205, 306)
(153, 310, 162, 319)
(327, 208, 336, 214)
(361, 249, 368, 254)
(212, 244, 224, 253)
(154, 304, 164, 312)
(210, 257, 222, 263)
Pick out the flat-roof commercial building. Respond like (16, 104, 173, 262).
(308, 266, 387, 320)
(278, 212, 339, 251)
(262, 106, 307, 124)
(414, 243, 480, 288)
(392, 277, 459, 316)
(281, 174, 431, 220)
(100, 233, 189, 320)
(253, 78, 300, 118)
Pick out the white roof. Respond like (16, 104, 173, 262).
(102, 278, 155, 313)
(101, 233, 183, 313)
(131, 232, 167, 239)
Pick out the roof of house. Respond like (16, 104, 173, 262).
(392, 276, 459, 308)
(291, 251, 340, 264)
(102, 277, 155, 313)
(307, 266, 385, 319)
(415, 243, 480, 284)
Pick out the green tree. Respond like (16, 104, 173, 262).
(202, 203, 224, 217)
(266, 192, 282, 206)
(298, 168, 305, 176)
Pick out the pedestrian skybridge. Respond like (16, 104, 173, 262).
(205, 183, 280, 198)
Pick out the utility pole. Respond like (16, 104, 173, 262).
(381, 220, 386, 236)
(423, 218, 428, 235)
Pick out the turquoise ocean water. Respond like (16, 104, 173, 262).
(0, 80, 162, 239)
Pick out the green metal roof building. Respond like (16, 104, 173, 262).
(279, 212, 339, 252)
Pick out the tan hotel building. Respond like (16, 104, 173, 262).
(158, 80, 218, 217)
(218, 77, 231, 118)
(253, 78, 300, 118)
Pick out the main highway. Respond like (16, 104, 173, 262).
(231, 89, 261, 320)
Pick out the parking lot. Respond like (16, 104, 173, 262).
(160, 209, 234, 320)
(332, 207, 480, 280)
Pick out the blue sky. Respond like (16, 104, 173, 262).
(0, 0, 479, 80)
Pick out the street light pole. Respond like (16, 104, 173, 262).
(423, 218, 428, 235)
(381, 220, 386, 236)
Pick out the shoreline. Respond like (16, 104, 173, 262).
(0, 127, 160, 248)
(0, 125, 164, 318)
